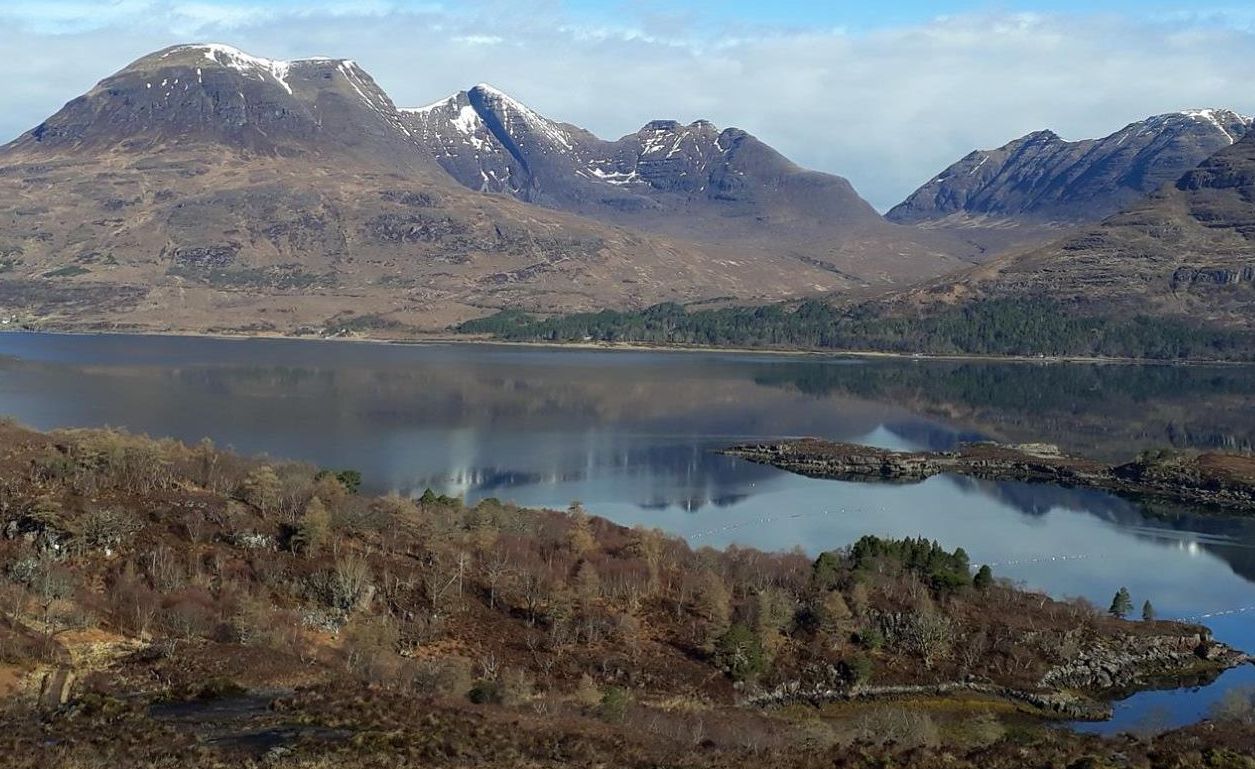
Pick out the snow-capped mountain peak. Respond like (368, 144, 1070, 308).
(466, 84, 574, 152)
(19, 42, 424, 162)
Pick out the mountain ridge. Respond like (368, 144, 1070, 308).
(888, 109, 1253, 226)
(401, 81, 977, 286)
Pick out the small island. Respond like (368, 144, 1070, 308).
(723, 439, 1255, 514)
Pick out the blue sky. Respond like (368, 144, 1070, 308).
(559, 0, 1254, 29)
(3, 1, 1254, 208)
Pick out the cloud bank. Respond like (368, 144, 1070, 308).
(2, 1, 1253, 209)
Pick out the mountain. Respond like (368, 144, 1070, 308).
(888, 110, 1253, 227)
(899, 123, 1255, 332)
(403, 85, 977, 285)
(0, 44, 888, 335)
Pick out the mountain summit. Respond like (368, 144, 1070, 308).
(13, 44, 425, 168)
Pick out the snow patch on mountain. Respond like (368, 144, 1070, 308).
(1178, 108, 1254, 144)
(452, 105, 481, 136)
(166, 43, 297, 94)
(399, 95, 457, 114)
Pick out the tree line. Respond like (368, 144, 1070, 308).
(458, 298, 1255, 360)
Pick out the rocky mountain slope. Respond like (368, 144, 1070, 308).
(0, 44, 896, 335)
(889, 110, 1252, 227)
(899, 121, 1255, 330)
(404, 85, 976, 283)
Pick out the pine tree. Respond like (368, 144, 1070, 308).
(1109, 587, 1133, 619)
(973, 564, 994, 591)
(1142, 600, 1156, 622)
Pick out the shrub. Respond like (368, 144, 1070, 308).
(889, 610, 954, 669)
(196, 677, 247, 700)
(412, 657, 474, 699)
(1211, 686, 1255, 725)
(842, 653, 873, 685)
(818, 590, 854, 633)
(325, 554, 373, 611)
(599, 686, 631, 723)
(574, 673, 601, 707)
(75, 508, 142, 551)
(500, 668, 535, 707)
(857, 627, 884, 651)
(468, 679, 502, 705)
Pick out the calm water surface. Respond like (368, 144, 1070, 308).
(1, 332, 1253, 734)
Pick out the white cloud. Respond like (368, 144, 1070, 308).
(1, 3, 1253, 210)
(451, 34, 504, 45)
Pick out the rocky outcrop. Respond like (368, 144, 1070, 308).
(1171, 265, 1255, 288)
(37, 668, 75, 711)
(723, 440, 1255, 515)
(1039, 633, 1248, 691)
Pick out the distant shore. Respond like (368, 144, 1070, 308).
(3, 325, 1252, 366)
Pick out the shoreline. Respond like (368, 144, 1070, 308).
(3, 325, 1253, 367)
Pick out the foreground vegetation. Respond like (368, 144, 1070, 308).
(0, 422, 1251, 767)
(458, 299, 1255, 360)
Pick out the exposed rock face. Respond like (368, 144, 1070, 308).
(403, 85, 980, 286)
(889, 110, 1253, 225)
